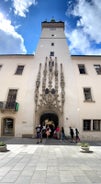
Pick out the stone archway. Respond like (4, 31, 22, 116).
(34, 106, 63, 136)
(40, 112, 58, 127)
(40, 112, 59, 137)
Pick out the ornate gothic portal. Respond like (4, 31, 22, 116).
(34, 57, 65, 129)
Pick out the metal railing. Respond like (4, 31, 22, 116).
(0, 101, 19, 112)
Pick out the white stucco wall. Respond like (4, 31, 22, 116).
(0, 55, 37, 137)
(72, 56, 101, 140)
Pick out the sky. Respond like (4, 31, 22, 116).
(0, 0, 101, 55)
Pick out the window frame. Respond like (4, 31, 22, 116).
(83, 87, 93, 102)
(51, 43, 54, 46)
(0, 65, 2, 70)
(6, 89, 18, 109)
(78, 64, 87, 74)
(50, 51, 54, 56)
(93, 120, 101, 131)
(83, 119, 91, 131)
(94, 64, 101, 75)
(15, 65, 25, 75)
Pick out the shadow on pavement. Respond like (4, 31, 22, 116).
(0, 137, 101, 146)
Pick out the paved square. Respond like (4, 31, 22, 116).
(0, 138, 101, 184)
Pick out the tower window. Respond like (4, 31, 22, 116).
(94, 65, 101, 74)
(51, 43, 54, 46)
(83, 88, 92, 102)
(15, 65, 24, 75)
(78, 64, 86, 74)
(50, 52, 54, 56)
(0, 65, 2, 70)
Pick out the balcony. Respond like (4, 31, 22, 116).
(0, 101, 19, 113)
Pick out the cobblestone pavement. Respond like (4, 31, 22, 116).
(0, 138, 101, 184)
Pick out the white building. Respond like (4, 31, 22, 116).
(0, 19, 101, 140)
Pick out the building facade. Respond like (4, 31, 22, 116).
(0, 20, 101, 140)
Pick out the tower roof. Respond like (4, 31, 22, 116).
(42, 20, 64, 29)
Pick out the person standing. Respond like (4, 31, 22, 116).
(56, 126, 60, 139)
(69, 127, 74, 142)
(60, 127, 65, 141)
(35, 124, 42, 144)
(46, 126, 51, 139)
(42, 125, 46, 138)
(75, 128, 80, 143)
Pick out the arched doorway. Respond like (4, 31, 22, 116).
(2, 118, 14, 136)
(40, 113, 59, 137)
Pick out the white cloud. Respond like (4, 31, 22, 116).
(66, 0, 101, 55)
(65, 26, 101, 55)
(73, 0, 101, 43)
(65, 26, 90, 54)
(13, 0, 38, 17)
(0, 13, 26, 54)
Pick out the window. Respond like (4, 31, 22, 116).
(15, 65, 24, 75)
(94, 65, 101, 74)
(51, 43, 54, 46)
(51, 34, 54, 37)
(0, 65, 2, 70)
(83, 88, 92, 101)
(3, 118, 14, 136)
(6, 89, 18, 109)
(50, 52, 54, 56)
(83, 120, 91, 131)
(78, 64, 86, 74)
(93, 120, 100, 131)
(83, 119, 101, 131)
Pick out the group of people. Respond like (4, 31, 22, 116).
(35, 124, 52, 144)
(69, 127, 80, 143)
(35, 124, 65, 144)
(35, 124, 80, 144)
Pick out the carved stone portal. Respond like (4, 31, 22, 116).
(34, 57, 65, 128)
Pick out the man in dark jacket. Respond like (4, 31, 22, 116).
(69, 127, 74, 142)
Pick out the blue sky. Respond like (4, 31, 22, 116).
(0, 0, 101, 55)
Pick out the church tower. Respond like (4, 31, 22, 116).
(34, 19, 79, 134)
